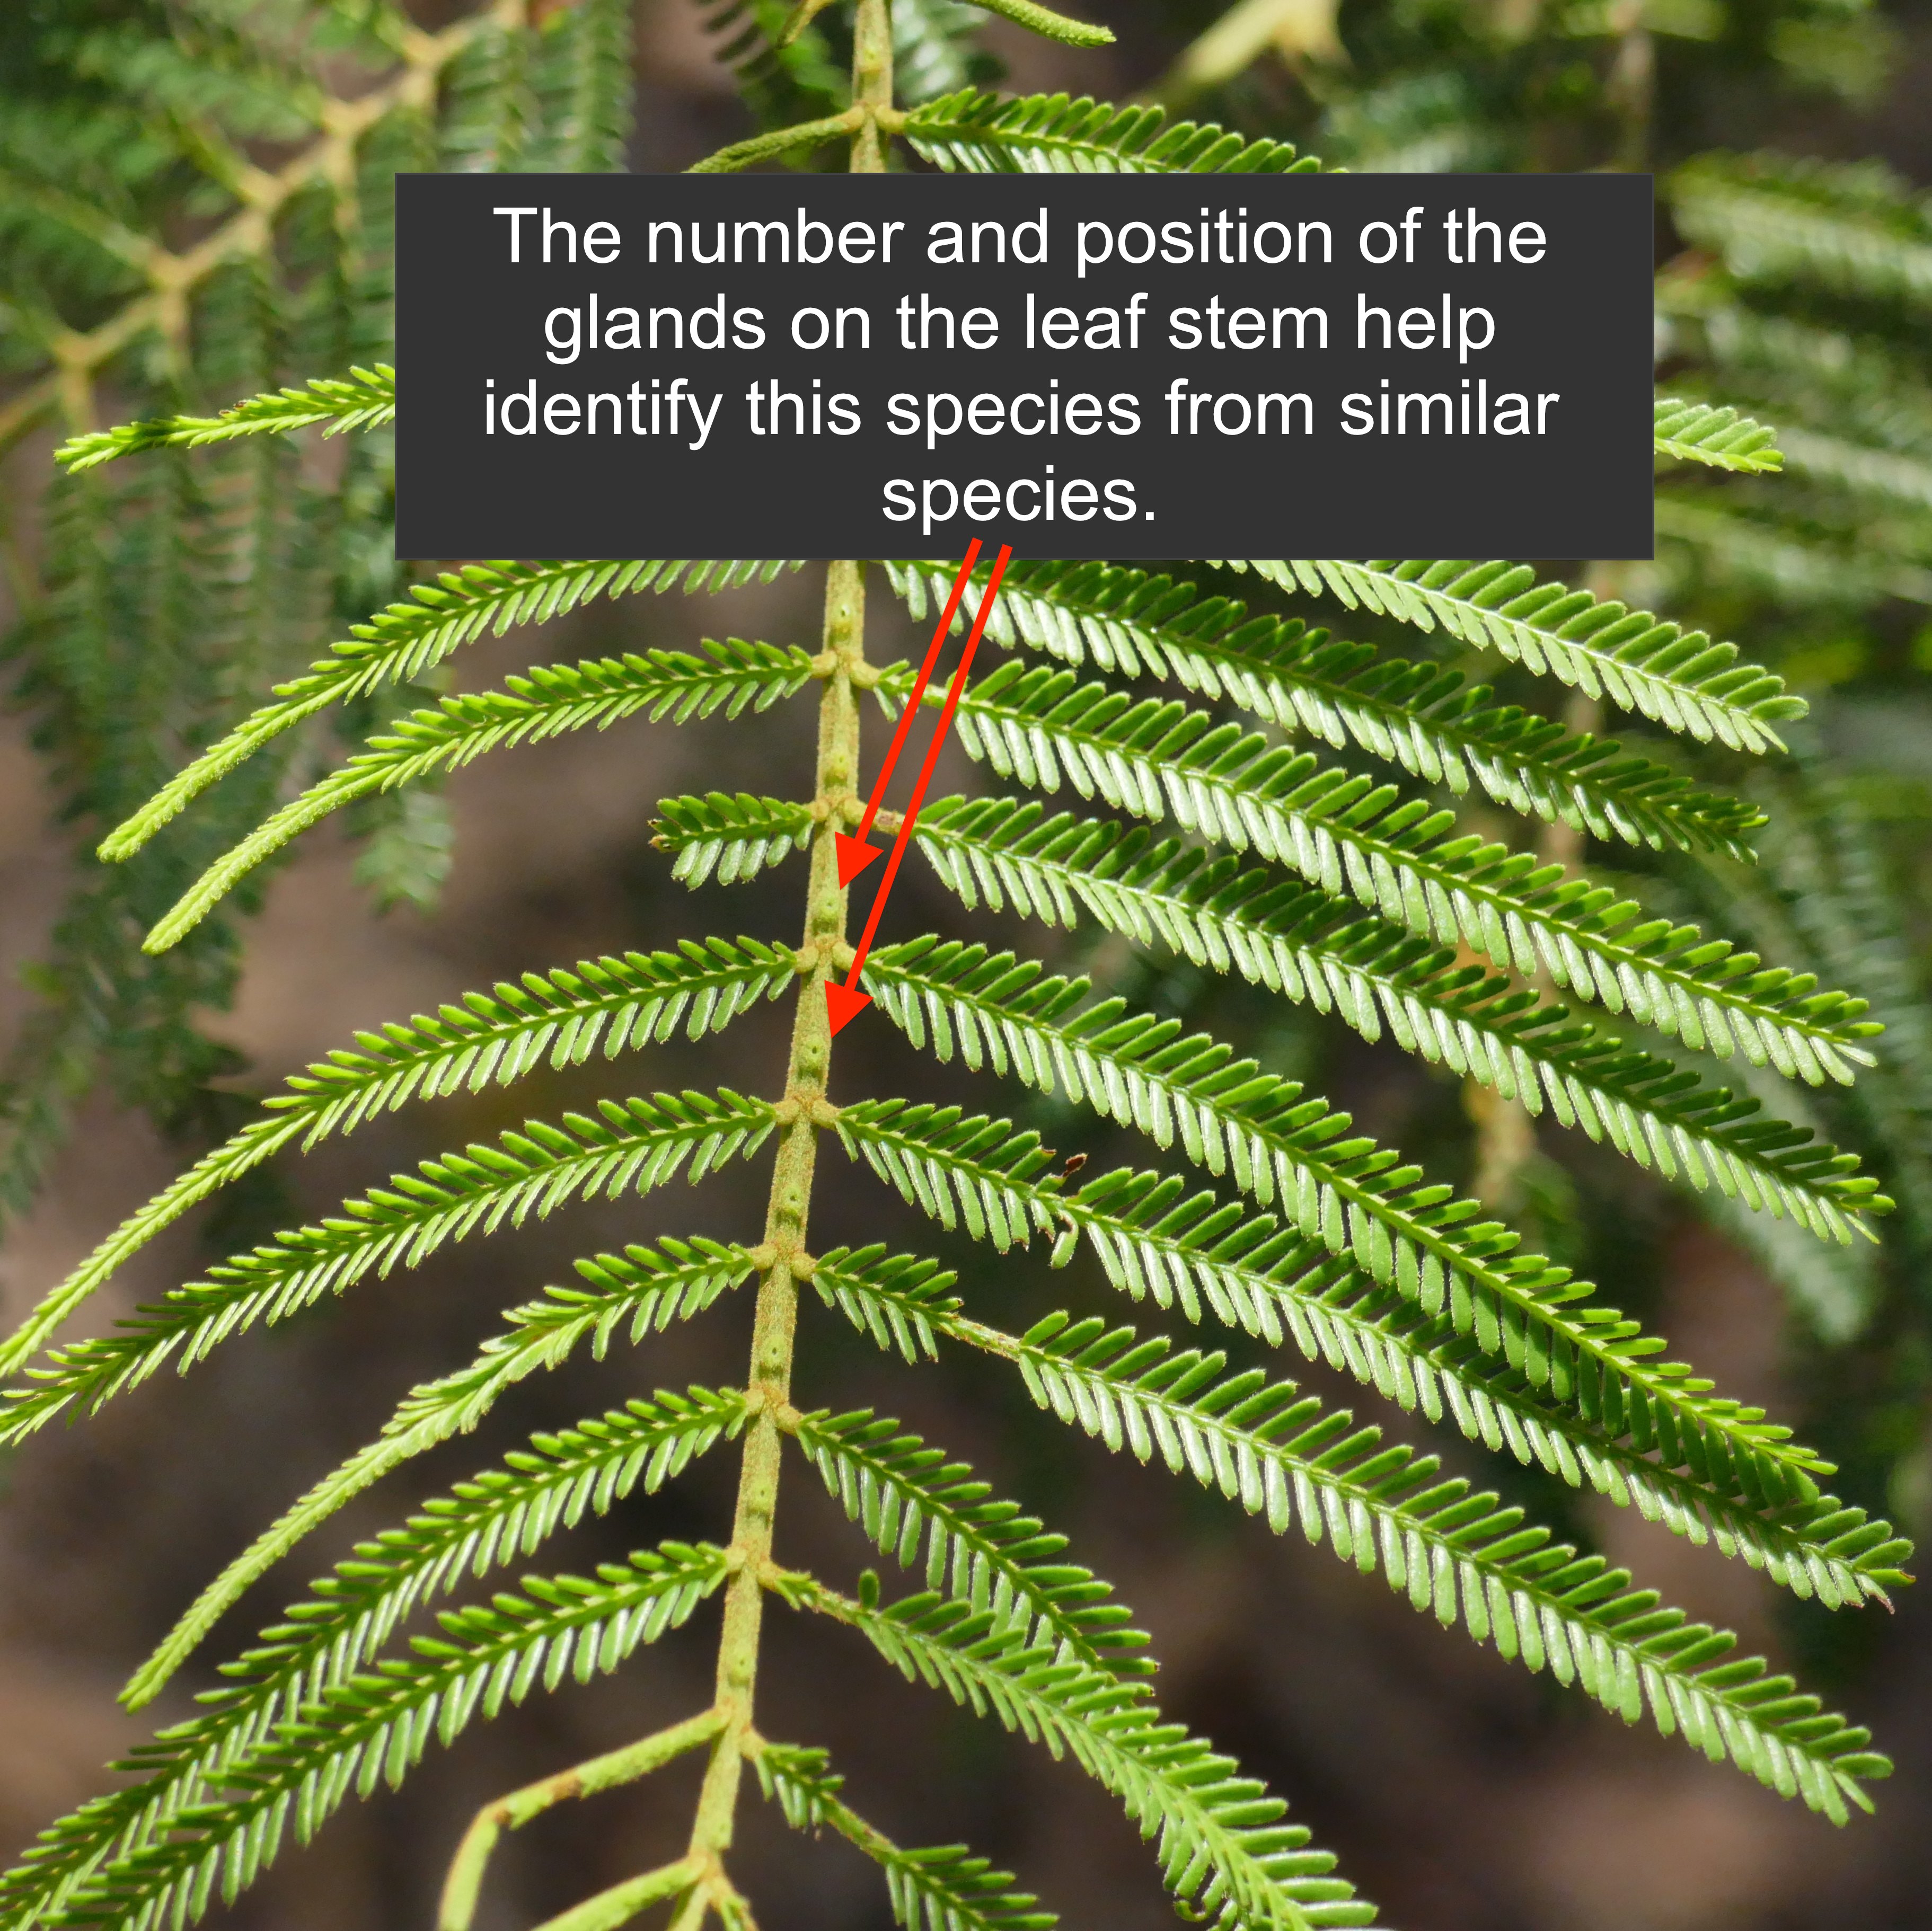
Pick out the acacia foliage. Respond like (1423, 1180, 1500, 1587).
(0, 3, 1920, 1930)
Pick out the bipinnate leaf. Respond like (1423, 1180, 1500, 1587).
(2, 1092, 773, 1448)
(888, 559, 1765, 860)
(121, 1239, 754, 1708)
(99, 560, 802, 862)
(800, 1578, 1378, 1929)
(0, 1397, 743, 1929)
(144, 644, 818, 945)
(0, 1543, 728, 1931)
(0, 942, 789, 1379)
(57, 366, 398, 473)
(12, 51, 1919, 1920)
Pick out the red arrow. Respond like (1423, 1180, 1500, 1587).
(825, 543, 1013, 1038)
(835, 540, 983, 888)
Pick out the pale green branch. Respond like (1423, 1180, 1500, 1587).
(689, 108, 867, 173)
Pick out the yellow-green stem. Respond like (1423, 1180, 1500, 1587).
(850, 0, 895, 173)
(683, 8, 892, 1914)
(438, 1708, 725, 1931)
(678, 555, 869, 1907)
(530, 1856, 708, 1931)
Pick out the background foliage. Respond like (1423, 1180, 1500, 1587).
(1, 1, 1929, 1928)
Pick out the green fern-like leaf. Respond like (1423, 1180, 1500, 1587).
(868, 936, 1884, 1243)
(1653, 397, 1784, 473)
(0, 940, 791, 1378)
(13, 1224, 750, 1463)
(10, 11, 1920, 1904)
(792, 1406, 1155, 1676)
(803, 1251, 1893, 1814)
(903, 88, 1318, 175)
(910, 802, 1875, 1226)
(2, 1542, 729, 1931)
(982, 1310, 1889, 1819)
(911, 667, 1876, 1080)
(145, 642, 818, 945)
(807, 1242, 1909, 1608)
(121, 1239, 755, 1709)
(0, 1092, 773, 1440)
(834, 1103, 1910, 1606)
(55, 365, 397, 473)
(98, 560, 804, 862)
(653, 792, 817, 887)
(265, 940, 795, 1148)
(799, 1580, 1378, 1929)
(830, 1114, 1907, 1607)
(0, 1394, 743, 1929)
(886, 560, 1764, 860)
(1231, 560, 1807, 752)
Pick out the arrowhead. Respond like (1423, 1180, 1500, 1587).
(836, 833, 881, 887)
(824, 979, 872, 1037)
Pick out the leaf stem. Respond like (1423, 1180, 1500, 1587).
(687, 108, 864, 174)
(437, 1707, 726, 1931)
(679, 557, 870, 1913)
(850, 0, 896, 174)
(528, 1855, 709, 1931)
(671, 7, 894, 1917)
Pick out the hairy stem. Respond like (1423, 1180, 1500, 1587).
(679, 556, 869, 1914)
(850, 0, 896, 173)
(545, 13, 893, 1921)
